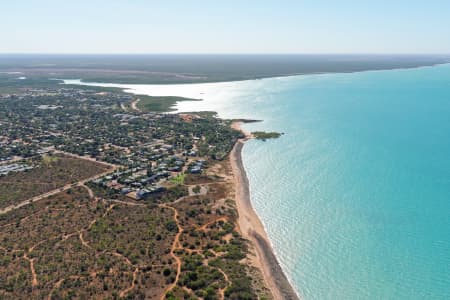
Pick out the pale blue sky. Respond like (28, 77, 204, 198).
(1, 0, 450, 54)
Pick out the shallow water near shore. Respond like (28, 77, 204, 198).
(65, 64, 450, 299)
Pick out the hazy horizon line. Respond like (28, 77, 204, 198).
(1, 53, 450, 56)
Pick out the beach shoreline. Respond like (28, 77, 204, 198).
(230, 122, 300, 300)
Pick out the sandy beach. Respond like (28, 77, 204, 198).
(230, 122, 300, 300)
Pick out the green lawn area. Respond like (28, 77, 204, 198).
(170, 173, 186, 185)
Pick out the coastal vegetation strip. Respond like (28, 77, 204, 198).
(251, 131, 283, 141)
(136, 95, 201, 112)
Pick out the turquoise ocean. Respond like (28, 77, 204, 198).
(68, 64, 450, 299)
(239, 64, 450, 300)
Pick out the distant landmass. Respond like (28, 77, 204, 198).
(0, 54, 449, 84)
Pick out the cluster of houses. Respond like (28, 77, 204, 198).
(0, 87, 133, 102)
(0, 87, 135, 162)
(0, 128, 57, 163)
(92, 151, 194, 200)
(0, 156, 13, 163)
(92, 146, 211, 200)
(92, 165, 166, 199)
(1, 86, 236, 202)
(35, 104, 63, 110)
(0, 163, 33, 176)
(188, 159, 207, 174)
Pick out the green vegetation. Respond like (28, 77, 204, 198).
(137, 95, 201, 112)
(192, 185, 201, 194)
(161, 170, 272, 300)
(0, 187, 176, 299)
(170, 173, 186, 185)
(41, 154, 59, 165)
(0, 74, 58, 93)
(252, 131, 282, 141)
